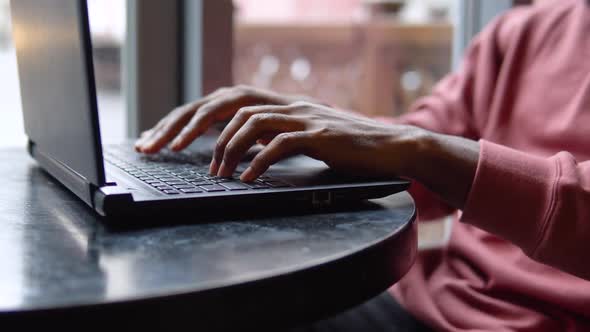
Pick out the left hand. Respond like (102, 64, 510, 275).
(210, 101, 426, 183)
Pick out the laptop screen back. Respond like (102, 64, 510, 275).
(10, 0, 106, 185)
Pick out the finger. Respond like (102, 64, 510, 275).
(210, 135, 275, 175)
(135, 117, 170, 151)
(138, 105, 198, 153)
(140, 112, 195, 154)
(240, 132, 311, 182)
(210, 104, 295, 173)
(169, 91, 258, 152)
(256, 134, 277, 146)
(138, 88, 229, 152)
(216, 113, 303, 177)
(135, 129, 154, 151)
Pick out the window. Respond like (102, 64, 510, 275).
(0, 0, 519, 149)
(0, 0, 24, 148)
(0, 0, 126, 148)
(88, 0, 127, 144)
(233, 0, 456, 117)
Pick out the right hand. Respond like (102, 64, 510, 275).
(134, 85, 304, 154)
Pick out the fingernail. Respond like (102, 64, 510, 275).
(217, 162, 230, 177)
(240, 167, 255, 182)
(143, 142, 157, 154)
(209, 159, 219, 175)
(144, 140, 155, 149)
(172, 135, 183, 148)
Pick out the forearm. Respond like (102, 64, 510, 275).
(400, 130, 480, 210)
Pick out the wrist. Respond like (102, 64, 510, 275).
(397, 129, 480, 209)
(390, 127, 436, 179)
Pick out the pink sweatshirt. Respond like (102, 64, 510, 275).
(388, 1, 590, 331)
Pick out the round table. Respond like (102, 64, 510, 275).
(0, 149, 417, 330)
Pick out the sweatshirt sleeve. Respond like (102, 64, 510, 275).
(376, 13, 510, 220)
(461, 141, 590, 280)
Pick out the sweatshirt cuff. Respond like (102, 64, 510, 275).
(460, 140, 559, 254)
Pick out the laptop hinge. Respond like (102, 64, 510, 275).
(29, 141, 98, 208)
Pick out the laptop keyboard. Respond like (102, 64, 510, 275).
(104, 147, 292, 195)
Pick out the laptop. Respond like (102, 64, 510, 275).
(10, 0, 409, 219)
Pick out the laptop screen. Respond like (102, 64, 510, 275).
(11, 0, 106, 185)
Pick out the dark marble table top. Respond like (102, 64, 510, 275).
(0, 148, 417, 330)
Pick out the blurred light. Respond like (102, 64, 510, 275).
(290, 57, 311, 82)
(401, 70, 422, 92)
(259, 54, 280, 76)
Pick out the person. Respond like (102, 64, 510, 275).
(135, 0, 590, 331)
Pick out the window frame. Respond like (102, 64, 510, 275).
(125, 0, 233, 138)
(453, 0, 515, 68)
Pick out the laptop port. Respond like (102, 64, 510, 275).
(312, 191, 332, 207)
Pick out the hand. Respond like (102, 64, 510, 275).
(135, 86, 480, 210)
(209, 101, 426, 182)
(135, 85, 309, 154)
(211, 101, 480, 210)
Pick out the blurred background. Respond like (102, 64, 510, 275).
(0, 0, 456, 148)
(0, 0, 127, 147)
